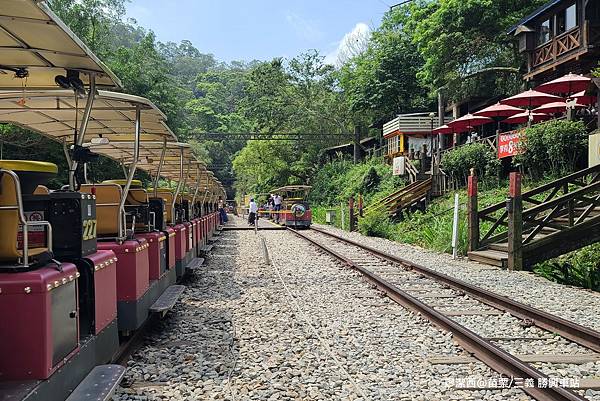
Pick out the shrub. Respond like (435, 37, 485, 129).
(534, 243, 600, 291)
(441, 142, 500, 185)
(514, 120, 587, 179)
(358, 210, 395, 239)
(361, 166, 380, 194)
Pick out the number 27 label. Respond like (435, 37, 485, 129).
(82, 219, 97, 241)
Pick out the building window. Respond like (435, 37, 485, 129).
(566, 4, 577, 31)
(387, 135, 399, 155)
(538, 18, 552, 44)
(557, 4, 578, 34)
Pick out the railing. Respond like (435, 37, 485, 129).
(440, 135, 498, 158)
(474, 164, 600, 248)
(1, 169, 53, 268)
(533, 26, 582, 67)
(360, 178, 433, 218)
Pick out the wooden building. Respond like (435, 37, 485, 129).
(383, 113, 451, 161)
(509, 0, 600, 84)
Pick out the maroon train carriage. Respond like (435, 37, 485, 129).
(271, 185, 313, 228)
(0, 4, 226, 401)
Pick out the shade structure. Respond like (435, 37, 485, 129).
(0, 90, 175, 164)
(503, 111, 552, 125)
(0, 0, 121, 89)
(533, 101, 585, 114)
(535, 73, 591, 95)
(432, 124, 453, 134)
(571, 90, 598, 106)
(501, 90, 562, 108)
(474, 102, 523, 118)
(447, 113, 493, 131)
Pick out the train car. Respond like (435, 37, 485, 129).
(272, 185, 313, 228)
(0, 3, 226, 401)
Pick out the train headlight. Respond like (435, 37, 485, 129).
(291, 204, 306, 217)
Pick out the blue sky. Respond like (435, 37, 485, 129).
(126, 0, 389, 63)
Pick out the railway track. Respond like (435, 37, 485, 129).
(288, 226, 600, 401)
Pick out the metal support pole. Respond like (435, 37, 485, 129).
(117, 104, 141, 239)
(172, 147, 184, 224)
(191, 168, 201, 219)
(437, 90, 444, 163)
(62, 138, 72, 168)
(154, 137, 167, 198)
(353, 126, 361, 164)
(69, 75, 96, 190)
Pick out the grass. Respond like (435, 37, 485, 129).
(312, 158, 599, 292)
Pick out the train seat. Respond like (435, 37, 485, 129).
(0, 165, 53, 264)
(79, 184, 121, 236)
(34, 185, 50, 195)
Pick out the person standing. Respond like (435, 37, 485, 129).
(273, 193, 282, 223)
(248, 198, 258, 226)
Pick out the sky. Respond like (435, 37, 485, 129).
(125, 0, 390, 64)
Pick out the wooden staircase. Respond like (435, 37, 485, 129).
(361, 178, 433, 218)
(468, 165, 600, 268)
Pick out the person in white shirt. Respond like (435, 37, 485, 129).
(248, 198, 258, 226)
(273, 194, 282, 223)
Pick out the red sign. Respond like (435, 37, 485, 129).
(498, 130, 524, 159)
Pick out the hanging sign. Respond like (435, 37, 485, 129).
(393, 156, 406, 176)
(498, 130, 524, 159)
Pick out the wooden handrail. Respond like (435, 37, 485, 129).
(478, 164, 600, 216)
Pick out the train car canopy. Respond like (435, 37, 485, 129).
(0, 0, 121, 90)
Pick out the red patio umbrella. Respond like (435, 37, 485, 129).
(501, 89, 563, 108)
(474, 102, 523, 118)
(535, 73, 591, 95)
(503, 111, 552, 125)
(533, 101, 584, 114)
(571, 90, 597, 106)
(447, 113, 493, 131)
(432, 124, 453, 134)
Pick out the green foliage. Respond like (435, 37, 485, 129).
(311, 205, 350, 231)
(337, 4, 432, 121)
(411, 0, 546, 101)
(47, 0, 129, 56)
(515, 120, 588, 178)
(442, 143, 500, 184)
(535, 243, 600, 291)
(309, 157, 404, 207)
(361, 167, 380, 194)
(358, 211, 396, 238)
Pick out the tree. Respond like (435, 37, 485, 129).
(412, 0, 547, 101)
(47, 0, 129, 56)
(337, 4, 433, 122)
(243, 59, 292, 134)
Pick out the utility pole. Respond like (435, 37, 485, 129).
(353, 125, 362, 164)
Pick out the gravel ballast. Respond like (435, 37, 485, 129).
(314, 223, 600, 334)
(113, 218, 539, 401)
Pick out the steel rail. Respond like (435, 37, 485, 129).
(288, 227, 587, 401)
(310, 226, 600, 354)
